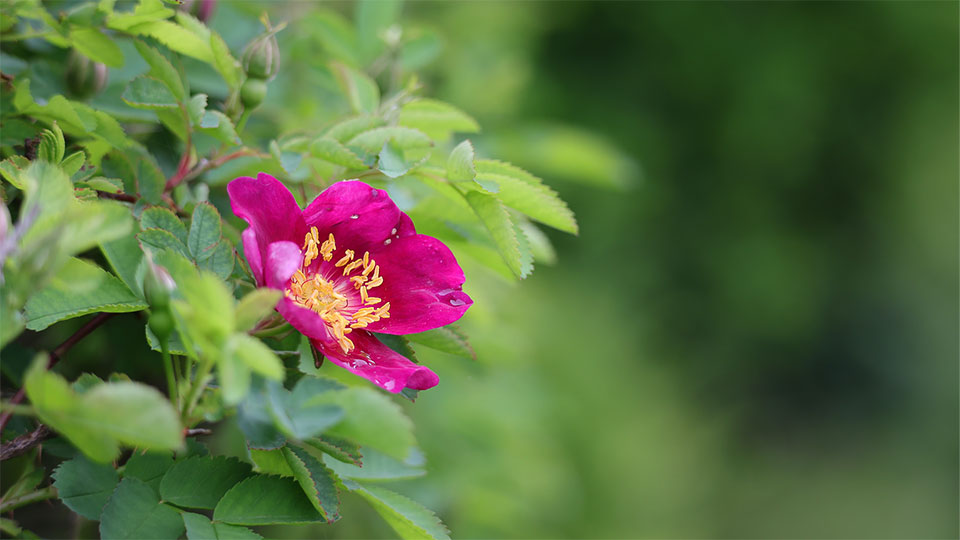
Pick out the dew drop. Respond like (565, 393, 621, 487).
(448, 297, 466, 307)
(384, 239, 392, 245)
(350, 214, 359, 219)
(391, 227, 397, 235)
(384, 380, 395, 391)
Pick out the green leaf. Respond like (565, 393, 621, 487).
(308, 10, 359, 66)
(122, 76, 180, 109)
(187, 94, 207, 125)
(123, 451, 175, 493)
(376, 334, 418, 363)
(399, 99, 480, 141)
(227, 334, 284, 381)
(133, 39, 187, 102)
(38, 123, 65, 163)
(82, 381, 184, 450)
(210, 31, 242, 89)
(101, 228, 145, 296)
(126, 20, 214, 63)
(399, 28, 443, 71)
(141, 207, 188, 245)
(187, 202, 222, 261)
(446, 140, 476, 182)
(250, 448, 294, 477)
(378, 139, 412, 178)
(80, 176, 124, 193)
(237, 382, 286, 450)
(464, 190, 529, 278)
(197, 239, 235, 280)
(100, 478, 185, 540)
(267, 378, 345, 440)
(213, 475, 326, 525)
(234, 289, 282, 332)
(475, 159, 578, 234)
(283, 445, 341, 522)
(24, 257, 147, 331)
(355, 0, 401, 63)
(139, 228, 190, 258)
(347, 127, 432, 154)
(106, 0, 175, 31)
(137, 156, 166, 205)
(309, 137, 367, 169)
(302, 435, 362, 466)
(313, 387, 415, 460)
(406, 325, 475, 360)
(330, 61, 379, 114)
(159, 456, 253, 510)
(53, 456, 119, 520)
(70, 27, 124, 68)
(323, 446, 424, 482)
(324, 115, 385, 143)
(198, 110, 241, 145)
(344, 480, 450, 540)
(518, 219, 557, 265)
(182, 512, 263, 540)
(61, 151, 86, 176)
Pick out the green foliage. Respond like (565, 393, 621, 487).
(344, 480, 451, 540)
(0, 0, 579, 536)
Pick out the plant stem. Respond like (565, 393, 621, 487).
(161, 342, 177, 408)
(0, 313, 114, 434)
(0, 486, 57, 513)
(0, 425, 52, 461)
(182, 357, 214, 424)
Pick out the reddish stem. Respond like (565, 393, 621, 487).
(97, 191, 137, 203)
(0, 313, 114, 434)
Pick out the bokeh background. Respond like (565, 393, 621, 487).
(10, 1, 957, 538)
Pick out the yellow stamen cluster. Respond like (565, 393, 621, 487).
(286, 231, 390, 354)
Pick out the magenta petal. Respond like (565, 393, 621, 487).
(278, 297, 331, 342)
(228, 173, 307, 279)
(241, 228, 264, 285)
(313, 331, 439, 393)
(301, 180, 411, 251)
(366, 234, 472, 335)
(263, 241, 302, 290)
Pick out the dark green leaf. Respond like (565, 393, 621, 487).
(302, 435, 362, 467)
(53, 456, 119, 520)
(197, 239, 234, 280)
(137, 156, 166, 205)
(266, 378, 345, 440)
(213, 475, 325, 525)
(24, 257, 147, 331)
(123, 451, 175, 493)
(323, 446, 425, 482)
(70, 27, 125, 68)
(139, 228, 190, 258)
(182, 512, 263, 540)
(133, 40, 187, 101)
(344, 480, 450, 540)
(100, 478, 185, 540)
(313, 387, 415, 460)
(283, 445, 341, 522)
(122, 76, 180, 109)
(159, 456, 253, 510)
(141, 207, 188, 245)
(100, 229, 145, 297)
(187, 202, 222, 261)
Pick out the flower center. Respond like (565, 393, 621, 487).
(285, 227, 390, 354)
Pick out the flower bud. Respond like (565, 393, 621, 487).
(179, 0, 217, 23)
(148, 310, 175, 342)
(65, 50, 108, 100)
(242, 29, 280, 81)
(144, 262, 176, 310)
(240, 77, 268, 110)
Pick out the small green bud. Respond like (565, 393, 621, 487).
(148, 310, 175, 342)
(144, 262, 175, 309)
(240, 77, 268, 110)
(65, 50, 108, 100)
(242, 29, 280, 81)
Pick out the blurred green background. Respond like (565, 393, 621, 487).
(10, 1, 957, 538)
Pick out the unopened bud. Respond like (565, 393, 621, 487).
(242, 29, 280, 81)
(144, 262, 176, 309)
(240, 77, 268, 110)
(179, 0, 217, 23)
(65, 50, 108, 100)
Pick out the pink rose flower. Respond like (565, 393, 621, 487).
(228, 174, 472, 393)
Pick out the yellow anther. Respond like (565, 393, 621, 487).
(360, 286, 369, 303)
(350, 275, 367, 289)
(342, 259, 364, 276)
(365, 296, 382, 305)
(335, 250, 354, 267)
(362, 260, 376, 276)
(319, 233, 336, 261)
(362, 251, 370, 267)
(365, 276, 383, 289)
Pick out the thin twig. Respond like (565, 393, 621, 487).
(0, 425, 52, 461)
(0, 313, 114, 434)
(0, 486, 57, 513)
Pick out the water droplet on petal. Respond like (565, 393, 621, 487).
(350, 214, 359, 219)
(384, 239, 392, 245)
(384, 380, 395, 391)
(390, 228, 397, 235)
(448, 297, 466, 307)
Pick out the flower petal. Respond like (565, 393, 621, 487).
(278, 297, 331, 342)
(263, 241, 302, 290)
(365, 234, 472, 335)
(312, 331, 439, 393)
(301, 180, 412, 252)
(228, 173, 306, 285)
(241, 228, 263, 284)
